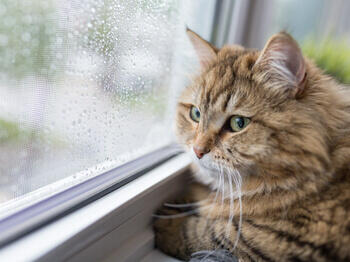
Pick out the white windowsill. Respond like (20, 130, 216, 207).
(0, 153, 191, 262)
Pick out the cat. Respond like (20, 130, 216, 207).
(153, 29, 350, 262)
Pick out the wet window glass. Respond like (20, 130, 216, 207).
(0, 0, 215, 218)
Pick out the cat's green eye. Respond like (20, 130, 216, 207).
(190, 106, 200, 122)
(230, 116, 250, 132)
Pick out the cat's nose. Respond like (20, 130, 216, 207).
(193, 146, 210, 159)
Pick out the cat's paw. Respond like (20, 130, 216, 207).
(153, 206, 191, 260)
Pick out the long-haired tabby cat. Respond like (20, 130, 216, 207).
(153, 29, 350, 262)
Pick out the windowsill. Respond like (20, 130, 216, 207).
(0, 153, 191, 262)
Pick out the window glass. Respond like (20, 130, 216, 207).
(0, 0, 216, 218)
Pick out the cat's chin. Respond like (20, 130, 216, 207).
(189, 151, 241, 191)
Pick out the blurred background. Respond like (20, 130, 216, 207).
(210, 0, 350, 84)
(1, 0, 350, 217)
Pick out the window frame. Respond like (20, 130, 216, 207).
(0, 153, 191, 261)
(0, 145, 182, 248)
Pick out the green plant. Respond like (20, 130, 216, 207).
(302, 37, 350, 84)
(0, 119, 31, 143)
(0, 118, 65, 147)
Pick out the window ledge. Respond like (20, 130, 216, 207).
(0, 153, 191, 262)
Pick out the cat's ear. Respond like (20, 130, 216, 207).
(187, 28, 218, 68)
(254, 32, 306, 97)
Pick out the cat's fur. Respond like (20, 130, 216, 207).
(154, 29, 350, 262)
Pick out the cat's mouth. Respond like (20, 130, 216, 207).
(189, 150, 249, 178)
(190, 151, 230, 174)
(189, 151, 245, 194)
(197, 159, 221, 173)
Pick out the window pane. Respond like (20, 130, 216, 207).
(0, 0, 215, 217)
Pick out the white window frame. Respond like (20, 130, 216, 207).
(0, 153, 191, 262)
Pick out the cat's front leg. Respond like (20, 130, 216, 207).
(153, 206, 215, 261)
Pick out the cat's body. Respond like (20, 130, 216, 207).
(154, 30, 350, 262)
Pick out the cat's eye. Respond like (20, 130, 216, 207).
(229, 116, 250, 132)
(190, 106, 200, 122)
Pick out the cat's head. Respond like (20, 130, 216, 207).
(176, 29, 335, 193)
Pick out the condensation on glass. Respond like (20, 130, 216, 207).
(0, 0, 215, 217)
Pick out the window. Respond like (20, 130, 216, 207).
(0, 0, 216, 248)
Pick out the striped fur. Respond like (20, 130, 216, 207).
(154, 31, 350, 262)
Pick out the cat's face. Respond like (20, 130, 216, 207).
(176, 30, 330, 191)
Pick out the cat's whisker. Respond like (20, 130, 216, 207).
(231, 166, 243, 249)
(164, 200, 208, 208)
(208, 168, 223, 213)
(202, 163, 223, 233)
(153, 204, 215, 219)
(198, 163, 226, 262)
(225, 171, 234, 240)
